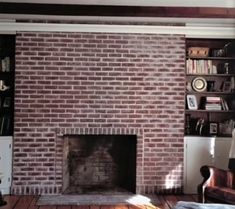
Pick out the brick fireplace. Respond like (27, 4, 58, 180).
(12, 32, 185, 194)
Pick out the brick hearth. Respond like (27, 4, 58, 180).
(12, 32, 185, 194)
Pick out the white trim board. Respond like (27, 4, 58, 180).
(1, 14, 235, 26)
(0, 22, 234, 38)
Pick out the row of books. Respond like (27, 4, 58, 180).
(205, 96, 229, 111)
(0, 116, 11, 135)
(0, 57, 10, 72)
(186, 59, 217, 74)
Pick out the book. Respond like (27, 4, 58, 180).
(205, 96, 222, 110)
(0, 116, 4, 135)
(1, 57, 10, 72)
(0, 116, 11, 135)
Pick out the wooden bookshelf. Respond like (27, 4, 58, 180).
(185, 38, 235, 137)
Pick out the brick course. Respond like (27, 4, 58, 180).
(12, 32, 185, 194)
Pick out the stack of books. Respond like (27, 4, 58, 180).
(205, 97, 222, 110)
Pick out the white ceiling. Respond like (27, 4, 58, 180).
(1, 0, 235, 7)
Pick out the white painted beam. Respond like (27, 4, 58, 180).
(0, 14, 235, 26)
(0, 22, 234, 39)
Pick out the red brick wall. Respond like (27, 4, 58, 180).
(12, 32, 185, 194)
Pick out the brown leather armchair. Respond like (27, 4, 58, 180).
(198, 165, 235, 204)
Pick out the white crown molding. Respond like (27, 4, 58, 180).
(0, 14, 235, 26)
(0, 22, 234, 39)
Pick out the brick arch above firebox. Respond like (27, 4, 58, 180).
(56, 127, 143, 136)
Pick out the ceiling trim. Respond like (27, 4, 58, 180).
(0, 22, 234, 39)
(1, 14, 235, 26)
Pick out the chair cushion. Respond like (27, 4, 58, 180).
(206, 186, 235, 204)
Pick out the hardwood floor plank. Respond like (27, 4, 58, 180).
(90, 206, 100, 209)
(162, 195, 178, 209)
(100, 206, 115, 209)
(155, 196, 170, 209)
(128, 205, 140, 209)
(128, 204, 146, 209)
(144, 204, 161, 209)
(114, 205, 128, 209)
(13, 195, 35, 209)
(28, 196, 39, 209)
(175, 194, 195, 202)
(114, 204, 129, 209)
(71, 206, 89, 209)
(39, 206, 56, 209)
(57, 206, 72, 209)
(0, 195, 20, 209)
(129, 204, 160, 209)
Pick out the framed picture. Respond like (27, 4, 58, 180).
(187, 95, 198, 110)
(210, 123, 218, 135)
(222, 81, 231, 92)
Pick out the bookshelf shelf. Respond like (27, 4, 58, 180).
(186, 74, 235, 77)
(186, 56, 235, 60)
(185, 110, 235, 113)
(186, 91, 235, 95)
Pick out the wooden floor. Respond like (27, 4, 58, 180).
(0, 194, 199, 209)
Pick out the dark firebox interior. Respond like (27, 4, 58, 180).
(63, 135, 137, 194)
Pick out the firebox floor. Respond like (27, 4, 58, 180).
(63, 186, 133, 195)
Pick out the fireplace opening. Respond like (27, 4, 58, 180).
(62, 135, 137, 194)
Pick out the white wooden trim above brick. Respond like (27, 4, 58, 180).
(0, 21, 234, 38)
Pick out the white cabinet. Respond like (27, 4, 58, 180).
(184, 136, 231, 194)
(0, 136, 12, 194)
(214, 138, 232, 169)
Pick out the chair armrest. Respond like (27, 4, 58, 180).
(199, 165, 234, 188)
(198, 165, 234, 203)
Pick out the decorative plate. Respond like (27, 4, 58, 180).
(192, 77, 207, 92)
